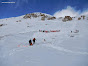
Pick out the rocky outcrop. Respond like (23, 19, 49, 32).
(47, 17, 56, 20)
(81, 15, 85, 20)
(78, 15, 86, 20)
(78, 17, 81, 20)
(0, 24, 3, 27)
(62, 16, 72, 22)
(0, 24, 6, 27)
(23, 12, 56, 21)
(16, 20, 21, 22)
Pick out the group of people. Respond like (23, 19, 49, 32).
(29, 38, 36, 46)
(71, 30, 79, 33)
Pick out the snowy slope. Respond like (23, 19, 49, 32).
(0, 13, 88, 66)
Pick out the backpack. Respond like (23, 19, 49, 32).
(33, 38, 35, 41)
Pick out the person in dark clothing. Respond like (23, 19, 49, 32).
(29, 39, 32, 46)
(43, 31, 44, 32)
(33, 38, 36, 44)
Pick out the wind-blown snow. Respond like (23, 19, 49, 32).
(54, 6, 88, 18)
(0, 14, 88, 66)
(54, 6, 80, 18)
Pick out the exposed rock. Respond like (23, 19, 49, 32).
(40, 14, 45, 17)
(23, 14, 31, 19)
(47, 17, 56, 20)
(78, 17, 81, 20)
(81, 15, 85, 20)
(41, 17, 45, 21)
(0, 24, 6, 27)
(0, 24, 3, 27)
(23, 12, 56, 21)
(16, 20, 21, 22)
(72, 17, 75, 18)
(62, 16, 72, 22)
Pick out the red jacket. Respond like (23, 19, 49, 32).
(33, 38, 36, 40)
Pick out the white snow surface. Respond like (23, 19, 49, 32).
(0, 15, 88, 66)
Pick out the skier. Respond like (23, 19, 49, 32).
(33, 38, 36, 44)
(29, 39, 33, 46)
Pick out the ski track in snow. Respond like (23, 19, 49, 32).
(6, 42, 88, 58)
(44, 44, 88, 55)
(1, 30, 88, 57)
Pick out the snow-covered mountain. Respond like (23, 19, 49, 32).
(0, 13, 88, 66)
